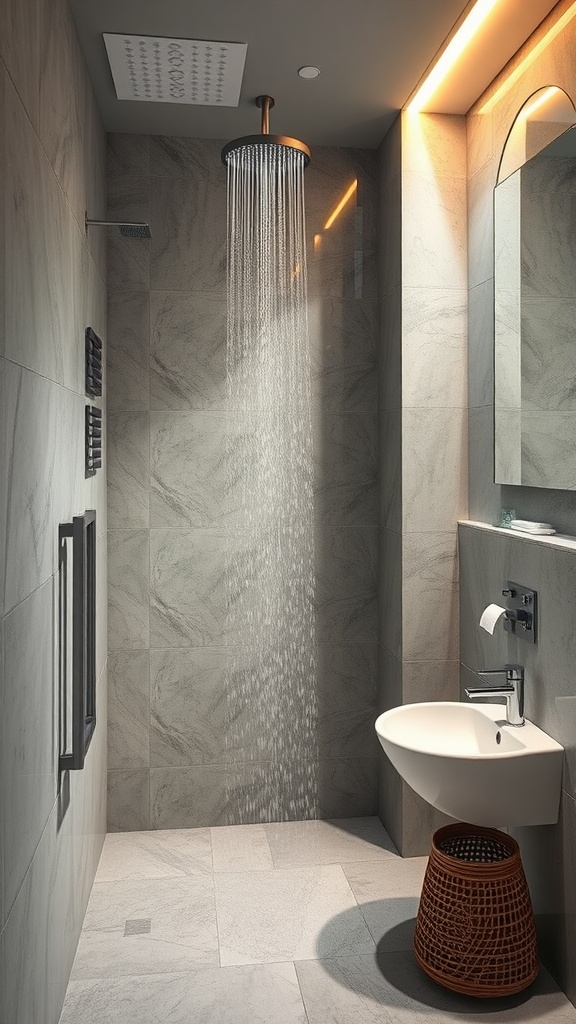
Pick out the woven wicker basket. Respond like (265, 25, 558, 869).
(414, 823, 538, 998)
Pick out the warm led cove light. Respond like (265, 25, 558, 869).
(407, 0, 502, 113)
(518, 86, 562, 121)
(324, 180, 357, 230)
(480, 2, 576, 113)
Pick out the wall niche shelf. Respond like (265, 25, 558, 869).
(459, 520, 576, 554)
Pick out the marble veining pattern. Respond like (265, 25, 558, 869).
(149, 529, 227, 647)
(149, 412, 232, 527)
(107, 291, 150, 412)
(108, 650, 150, 769)
(107, 413, 150, 529)
(150, 292, 226, 411)
(58, 819, 576, 1023)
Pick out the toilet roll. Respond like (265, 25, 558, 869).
(479, 603, 507, 635)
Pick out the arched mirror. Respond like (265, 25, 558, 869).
(494, 86, 576, 488)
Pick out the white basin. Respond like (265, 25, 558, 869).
(375, 701, 564, 827)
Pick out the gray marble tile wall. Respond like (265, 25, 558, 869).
(467, 0, 576, 531)
(106, 134, 379, 830)
(459, 521, 576, 1006)
(0, 1, 108, 1022)
(377, 113, 467, 857)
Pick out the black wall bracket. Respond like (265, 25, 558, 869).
(59, 511, 97, 772)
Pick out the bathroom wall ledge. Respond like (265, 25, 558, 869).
(459, 520, 576, 554)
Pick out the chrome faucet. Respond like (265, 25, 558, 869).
(464, 665, 525, 727)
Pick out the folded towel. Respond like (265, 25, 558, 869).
(511, 519, 554, 530)
(510, 524, 556, 536)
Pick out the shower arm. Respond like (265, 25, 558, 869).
(256, 95, 275, 135)
(85, 218, 148, 229)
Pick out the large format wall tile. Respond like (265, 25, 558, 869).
(402, 287, 467, 409)
(468, 157, 497, 290)
(315, 642, 378, 759)
(4, 364, 81, 612)
(379, 529, 402, 660)
(0, 0, 40, 130)
(313, 412, 377, 527)
(402, 532, 459, 663)
(314, 527, 377, 642)
(1, 579, 57, 919)
(108, 650, 150, 769)
(108, 413, 150, 529)
(150, 292, 226, 411)
(150, 647, 229, 767)
(468, 278, 494, 409)
(378, 286, 401, 413)
(308, 298, 378, 416)
(149, 528, 227, 647)
(107, 291, 150, 412)
(379, 410, 401, 533)
(150, 764, 235, 829)
(150, 135, 225, 182)
(107, 133, 150, 177)
(1, 803, 73, 1024)
(149, 757, 379, 830)
(108, 769, 150, 832)
(401, 659, 460, 704)
(402, 171, 467, 291)
(0, 359, 6, 620)
(108, 531, 150, 650)
(5, 78, 78, 391)
(0, 757, 106, 1024)
(468, 405, 500, 524)
(150, 175, 226, 293)
(402, 408, 467, 533)
(150, 411, 231, 527)
(38, 0, 89, 231)
(107, 174, 150, 224)
(107, 232, 150, 293)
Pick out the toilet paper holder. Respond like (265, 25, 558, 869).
(501, 581, 537, 644)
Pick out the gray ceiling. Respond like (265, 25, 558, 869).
(70, 0, 472, 148)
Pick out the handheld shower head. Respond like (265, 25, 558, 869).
(119, 223, 152, 239)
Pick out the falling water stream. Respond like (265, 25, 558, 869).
(225, 142, 318, 821)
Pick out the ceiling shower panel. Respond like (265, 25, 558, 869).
(103, 33, 247, 105)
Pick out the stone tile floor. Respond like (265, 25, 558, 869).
(59, 817, 576, 1023)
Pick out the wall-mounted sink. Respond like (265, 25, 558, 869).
(375, 701, 564, 827)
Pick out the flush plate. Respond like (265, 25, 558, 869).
(103, 33, 248, 106)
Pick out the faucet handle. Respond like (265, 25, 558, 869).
(478, 665, 524, 682)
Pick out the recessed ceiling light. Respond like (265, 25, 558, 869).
(298, 66, 320, 79)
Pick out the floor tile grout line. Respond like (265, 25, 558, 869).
(293, 960, 313, 1024)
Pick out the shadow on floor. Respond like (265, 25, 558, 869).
(318, 900, 557, 1017)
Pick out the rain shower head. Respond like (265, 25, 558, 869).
(85, 215, 152, 239)
(221, 95, 311, 166)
